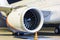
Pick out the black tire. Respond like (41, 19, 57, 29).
(54, 27, 60, 34)
(55, 28, 59, 34)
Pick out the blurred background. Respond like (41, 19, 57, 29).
(0, 13, 7, 27)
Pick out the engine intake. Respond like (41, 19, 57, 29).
(24, 9, 40, 30)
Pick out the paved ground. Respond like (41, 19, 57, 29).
(0, 32, 60, 40)
(0, 27, 60, 40)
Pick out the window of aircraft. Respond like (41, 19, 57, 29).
(7, 0, 22, 4)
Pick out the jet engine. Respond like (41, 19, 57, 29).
(6, 7, 44, 33)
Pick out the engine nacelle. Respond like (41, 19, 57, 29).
(6, 7, 44, 33)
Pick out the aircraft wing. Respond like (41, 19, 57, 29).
(0, 5, 12, 14)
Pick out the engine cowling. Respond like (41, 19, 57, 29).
(6, 7, 44, 33)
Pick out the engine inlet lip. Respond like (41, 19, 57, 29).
(22, 7, 44, 33)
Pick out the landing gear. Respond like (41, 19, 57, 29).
(54, 25, 60, 34)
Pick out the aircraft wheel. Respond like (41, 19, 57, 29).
(54, 26, 60, 34)
(55, 28, 59, 34)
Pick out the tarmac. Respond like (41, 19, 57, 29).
(0, 27, 60, 40)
